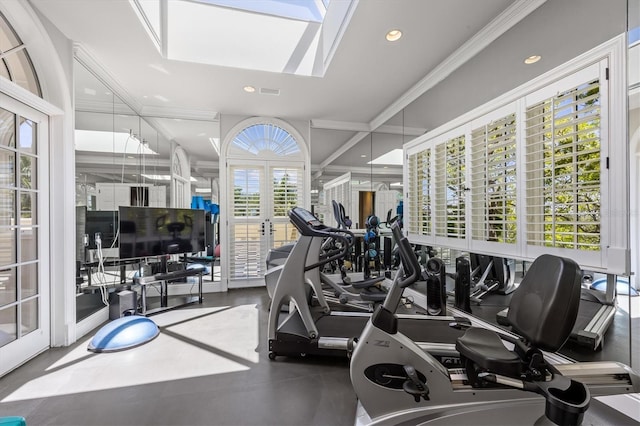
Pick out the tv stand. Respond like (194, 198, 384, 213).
(135, 265, 205, 316)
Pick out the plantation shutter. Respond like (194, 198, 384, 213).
(270, 166, 303, 248)
(525, 78, 602, 252)
(407, 148, 431, 237)
(230, 166, 264, 278)
(323, 173, 351, 228)
(470, 112, 517, 246)
(434, 134, 466, 244)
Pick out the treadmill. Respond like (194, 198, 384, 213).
(571, 274, 617, 350)
(267, 207, 468, 361)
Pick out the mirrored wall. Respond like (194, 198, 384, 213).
(74, 59, 220, 322)
(628, 0, 639, 371)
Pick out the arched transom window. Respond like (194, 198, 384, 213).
(229, 123, 302, 160)
(0, 12, 41, 97)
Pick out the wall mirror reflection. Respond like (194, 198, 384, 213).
(627, 0, 639, 370)
(74, 59, 220, 322)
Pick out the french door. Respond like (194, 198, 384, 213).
(227, 160, 303, 288)
(0, 93, 50, 377)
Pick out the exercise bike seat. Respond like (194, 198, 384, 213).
(456, 327, 521, 377)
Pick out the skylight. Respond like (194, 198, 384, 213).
(196, 0, 327, 23)
(129, 0, 357, 77)
(75, 130, 158, 155)
(368, 148, 403, 165)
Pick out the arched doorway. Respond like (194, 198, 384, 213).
(220, 118, 309, 289)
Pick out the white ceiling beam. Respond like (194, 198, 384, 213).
(311, 119, 371, 132)
(322, 164, 402, 176)
(374, 124, 427, 137)
(369, 0, 547, 130)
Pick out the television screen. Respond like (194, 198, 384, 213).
(119, 206, 206, 259)
(85, 210, 118, 250)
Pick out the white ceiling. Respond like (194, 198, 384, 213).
(31, 0, 549, 184)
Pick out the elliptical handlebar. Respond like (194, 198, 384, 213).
(304, 226, 353, 272)
(391, 223, 421, 288)
(288, 207, 355, 272)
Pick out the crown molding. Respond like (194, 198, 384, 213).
(142, 116, 175, 141)
(369, 0, 547, 130)
(140, 105, 219, 121)
(74, 43, 144, 113)
(75, 98, 136, 115)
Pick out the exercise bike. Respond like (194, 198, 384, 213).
(350, 234, 639, 425)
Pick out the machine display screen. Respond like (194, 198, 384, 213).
(292, 207, 320, 225)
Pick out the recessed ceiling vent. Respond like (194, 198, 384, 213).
(260, 87, 281, 96)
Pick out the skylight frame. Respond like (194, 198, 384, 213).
(129, 0, 356, 77)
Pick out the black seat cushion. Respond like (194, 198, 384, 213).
(456, 327, 522, 377)
(506, 254, 581, 352)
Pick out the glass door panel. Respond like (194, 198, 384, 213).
(228, 166, 265, 284)
(0, 93, 49, 377)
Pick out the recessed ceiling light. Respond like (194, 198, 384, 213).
(244, 85, 256, 93)
(524, 55, 541, 65)
(386, 29, 402, 42)
(361, 154, 367, 158)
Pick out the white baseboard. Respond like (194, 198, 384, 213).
(76, 306, 109, 339)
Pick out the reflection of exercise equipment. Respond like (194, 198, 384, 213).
(448, 253, 515, 311)
(328, 201, 387, 305)
(155, 214, 193, 254)
(453, 256, 472, 313)
(362, 215, 381, 279)
(424, 258, 446, 316)
(351, 253, 639, 425)
(468, 253, 516, 303)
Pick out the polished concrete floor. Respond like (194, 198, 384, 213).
(0, 285, 637, 426)
(0, 288, 355, 426)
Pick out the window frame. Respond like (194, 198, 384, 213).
(403, 35, 627, 274)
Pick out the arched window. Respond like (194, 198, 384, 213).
(0, 11, 41, 97)
(228, 123, 303, 161)
(172, 146, 189, 208)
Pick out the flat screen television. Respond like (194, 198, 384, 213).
(119, 206, 206, 259)
(84, 209, 118, 250)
